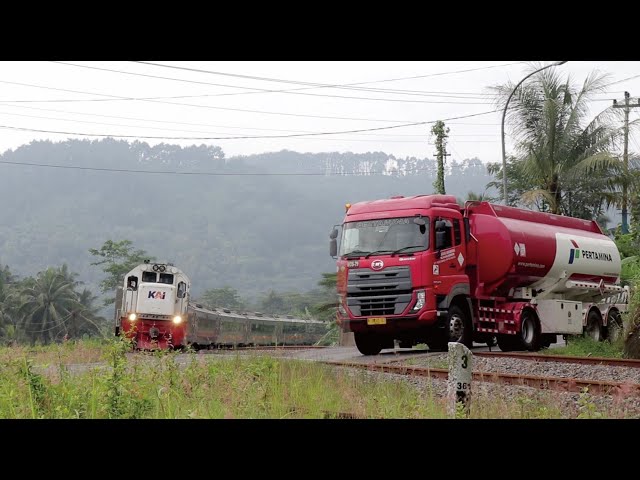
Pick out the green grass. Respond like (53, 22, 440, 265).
(0, 340, 448, 419)
(0, 338, 108, 366)
(541, 336, 624, 358)
(0, 339, 631, 418)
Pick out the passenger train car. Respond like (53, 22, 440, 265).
(115, 263, 328, 350)
(187, 304, 327, 349)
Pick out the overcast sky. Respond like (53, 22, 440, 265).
(0, 61, 639, 164)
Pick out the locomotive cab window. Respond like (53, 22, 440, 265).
(159, 273, 174, 284)
(127, 275, 138, 291)
(142, 271, 157, 283)
(177, 281, 187, 298)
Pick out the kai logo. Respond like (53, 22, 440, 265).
(148, 291, 166, 299)
(568, 239, 612, 264)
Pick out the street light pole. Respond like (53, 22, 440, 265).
(501, 61, 567, 205)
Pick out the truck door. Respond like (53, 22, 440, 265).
(434, 217, 466, 280)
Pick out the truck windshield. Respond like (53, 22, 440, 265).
(339, 217, 429, 257)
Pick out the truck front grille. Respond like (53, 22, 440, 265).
(346, 267, 412, 316)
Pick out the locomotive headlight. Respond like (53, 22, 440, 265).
(128, 313, 137, 321)
(172, 315, 183, 324)
(413, 290, 426, 311)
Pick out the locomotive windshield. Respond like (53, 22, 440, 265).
(142, 271, 157, 282)
(159, 273, 174, 284)
(140, 272, 175, 284)
(339, 217, 429, 257)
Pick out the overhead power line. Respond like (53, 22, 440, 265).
(0, 110, 498, 140)
(0, 102, 508, 133)
(605, 73, 640, 87)
(0, 160, 469, 176)
(0, 79, 431, 123)
(0, 82, 493, 106)
(51, 62, 495, 104)
(0, 103, 395, 133)
(0, 105, 501, 138)
(134, 61, 526, 89)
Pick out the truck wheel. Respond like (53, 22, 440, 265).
(497, 336, 520, 352)
(354, 332, 382, 356)
(447, 304, 472, 348)
(584, 310, 603, 342)
(519, 310, 541, 351)
(605, 310, 623, 343)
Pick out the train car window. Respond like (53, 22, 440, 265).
(284, 323, 305, 334)
(142, 271, 157, 283)
(252, 323, 274, 333)
(177, 281, 187, 298)
(159, 273, 174, 284)
(127, 276, 138, 291)
(222, 320, 242, 332)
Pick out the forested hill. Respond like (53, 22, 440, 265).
(0, 139, 495, 298)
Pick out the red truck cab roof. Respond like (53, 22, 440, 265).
(346, 194, 460, 217)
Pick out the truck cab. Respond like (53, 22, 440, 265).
(331, 194, 474, 355)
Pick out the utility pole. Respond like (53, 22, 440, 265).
(613, 92, 640, 234)
(431, 120, 450, 195)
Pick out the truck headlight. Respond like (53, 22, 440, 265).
(128, 313, 137, 321)
(173, 315, 183, 324)
(413, 290, 425, 311)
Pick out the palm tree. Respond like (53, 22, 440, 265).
(600, 156, 640, 230)
(492, 66, 620, 215)
(16, 266, 83, 344)
(68, 289, 106, 339)
(0, 265, 16, 340)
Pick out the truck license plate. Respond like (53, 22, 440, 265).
(367, 317, 387, 325)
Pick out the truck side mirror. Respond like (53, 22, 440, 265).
(435, 231, 446, 250)
(329, 225, 340, 258)
(463, 217, 471, 243)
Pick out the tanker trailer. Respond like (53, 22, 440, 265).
(466, 202, 628, 352)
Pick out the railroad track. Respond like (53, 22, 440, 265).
(324, 360, 640, 396)
(377, 348, 640, 369)
(234, 345, 328, 350)
(472, 351, 640, 368)
(194, 345, 328, 353)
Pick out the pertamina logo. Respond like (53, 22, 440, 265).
(371, 260, 384, 271)
(568, 239, 612, 265)
(148, 291, 166, 299)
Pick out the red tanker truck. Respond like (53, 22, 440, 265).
(329, 194, 629, 355)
